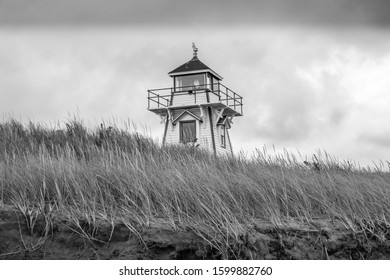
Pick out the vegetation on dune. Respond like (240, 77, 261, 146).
(1, 118, 390, 257)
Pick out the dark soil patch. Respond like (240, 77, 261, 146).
(1, 205, 390, 260)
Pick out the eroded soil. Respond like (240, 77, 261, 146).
(1, 205, 390, 260)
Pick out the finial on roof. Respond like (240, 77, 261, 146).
(192, 42, 198, 57)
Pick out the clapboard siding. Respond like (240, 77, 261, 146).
(198, 107, 213, 152)
(164, 121, 177, 144)
(214, 111, 232, 156)
(172, 108, 201, 120)
(215, 129, 232, 156)
(209, 92, 220, 103)
(164, 106, 233, 156)
(171, 91, 209, 107)
(171, 93, 195, 107)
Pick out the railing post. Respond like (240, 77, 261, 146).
(234, 92, 236, 110)
(226, 88, 229, 106)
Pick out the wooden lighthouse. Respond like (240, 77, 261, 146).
(147, 44, 243, 156)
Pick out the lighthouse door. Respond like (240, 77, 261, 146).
(180, 120, 197, 144)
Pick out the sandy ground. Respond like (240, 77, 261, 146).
(1, 205, 390, 260)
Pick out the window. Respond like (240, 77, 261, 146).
(206, 73, 211, 90)
(180, 121, 197, 144)
(175, 74, 205, 91)
(210, 76, 219, 93)
(220, 125, 226, 148)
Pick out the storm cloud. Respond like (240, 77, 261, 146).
(1, 0, 390, 28)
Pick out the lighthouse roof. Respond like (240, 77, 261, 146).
(168, 55, 223, 80)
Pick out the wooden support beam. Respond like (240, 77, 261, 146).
(214, 108, 225, 123)
(166, 108, 173, 122)
(199, 105, 207, 128)
(162, 117, 169, 145)
(198, 105, 204, 120)
(227, 129, 233, 156)
(159, 114, 167, 124)
(208, 107, 217, 156)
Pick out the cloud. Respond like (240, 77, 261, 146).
(1, 0, 390, 28)
(0, 30, 145, 122)
(231, 33, 355, 145)
(246, 71, 316, 143)
(359, 132, 390, 148)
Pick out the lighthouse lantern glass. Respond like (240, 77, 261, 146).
(175, 74, 205, 91)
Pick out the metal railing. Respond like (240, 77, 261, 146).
(147, 83, 243, 115)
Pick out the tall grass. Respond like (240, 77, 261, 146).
(1, 118, 390, 256)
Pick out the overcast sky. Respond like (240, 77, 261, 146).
(1, 0, 390, 167)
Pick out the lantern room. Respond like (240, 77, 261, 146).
(168, 44, 223, 94)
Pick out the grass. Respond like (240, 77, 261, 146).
(1, 118, 390, 257)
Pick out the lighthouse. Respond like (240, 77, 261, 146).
(147, 44, 243, 156)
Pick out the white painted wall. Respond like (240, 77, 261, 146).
(212, 108, 232, 156)
(171, 91, 209, 107)
(164, 106, 233, 156)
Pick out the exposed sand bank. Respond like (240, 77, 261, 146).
(1, 205, 389, 260)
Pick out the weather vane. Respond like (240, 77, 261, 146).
(192, 42, 198, 57)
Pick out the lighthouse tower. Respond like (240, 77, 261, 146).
(147, 44, 243, 156)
